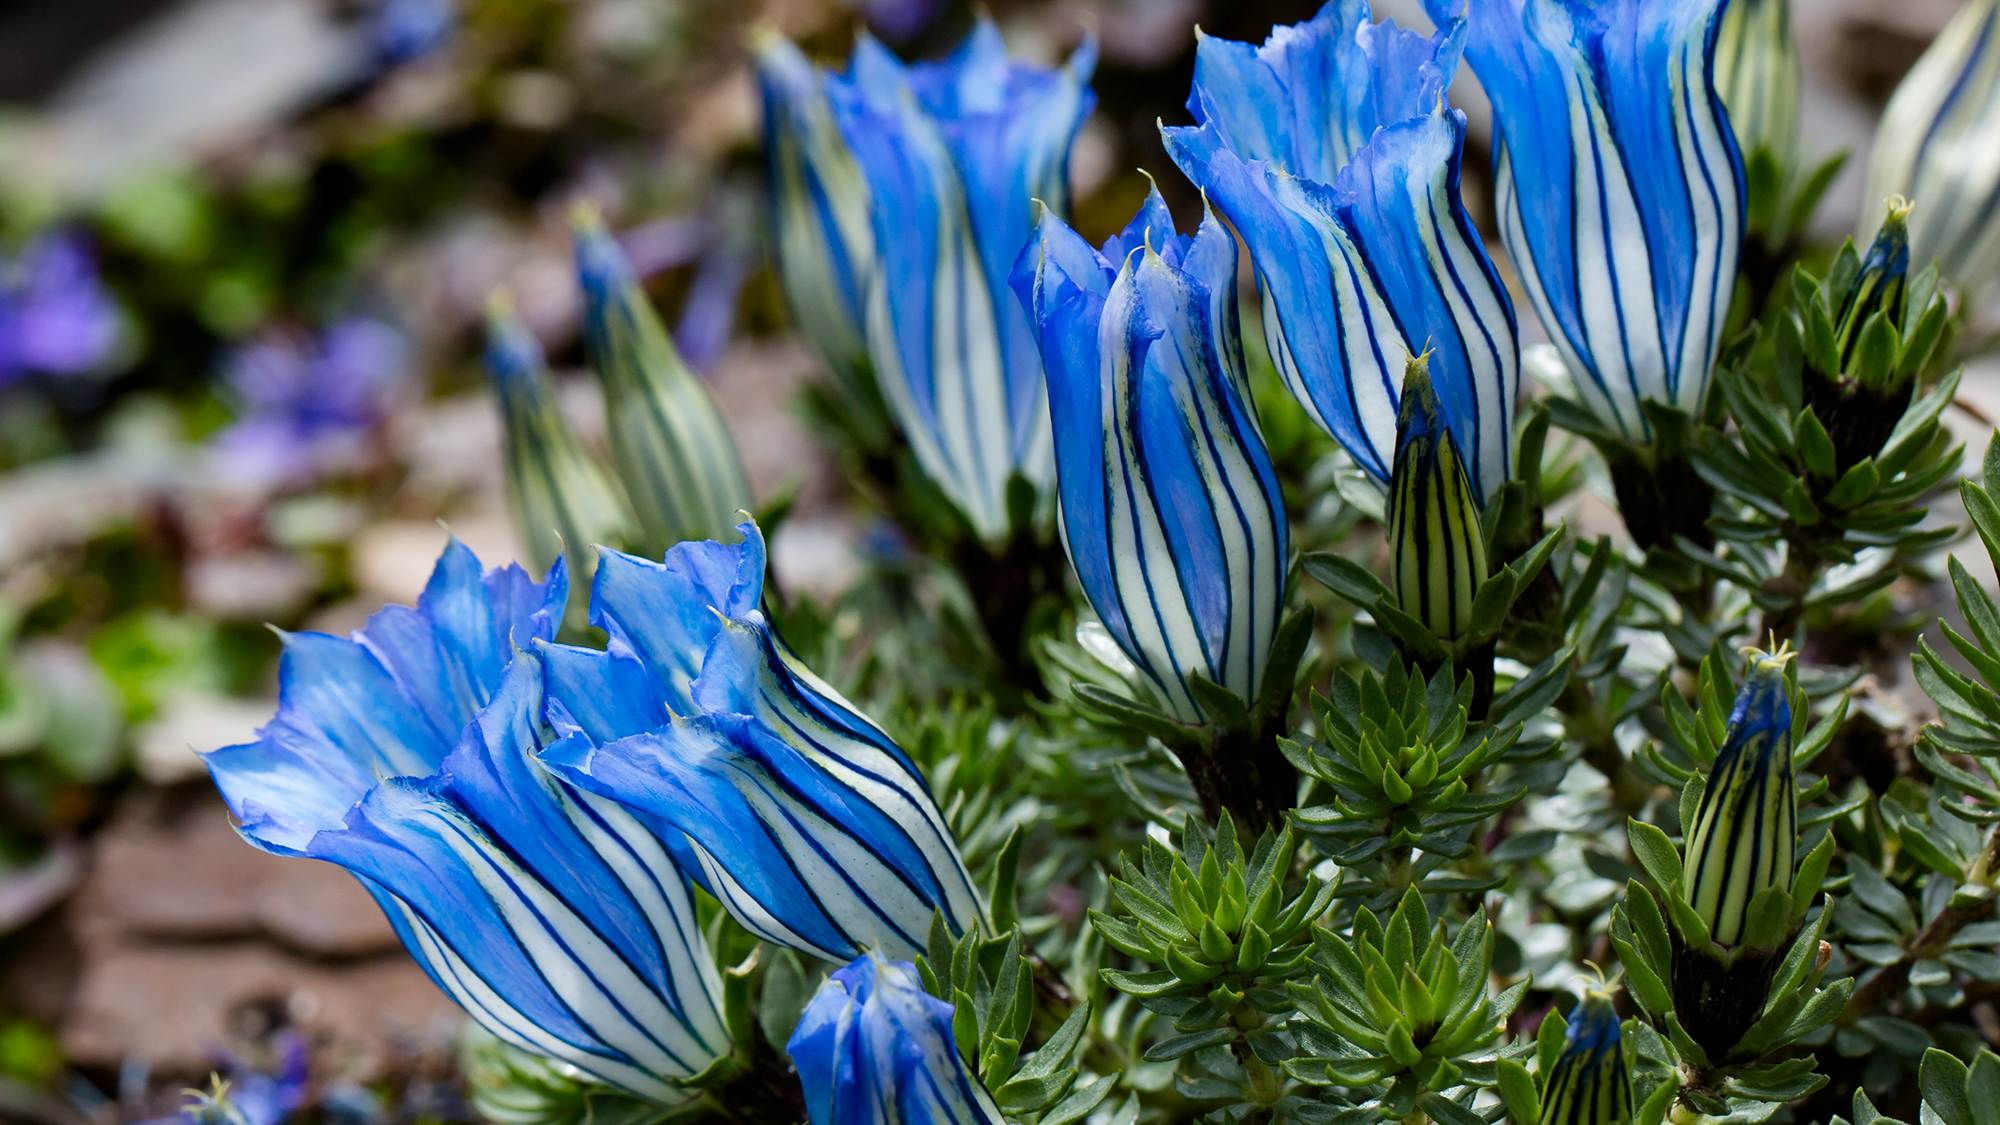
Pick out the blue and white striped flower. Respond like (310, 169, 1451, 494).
(825, 23, 1096, 538)
(1428, 0, 1745, 444)
(1541, 991, 1635, 1125)
(538, 521, 985, 963)
(484, 296, 634, 573)
(203, 546, 730, 1102)
(1864, 0, 2000, 297)
(575, 212, 753, 550)
(1714, 0, 1801, 171)
(755, 30, 876, 386)
(1160, 0, 1519, 505)
(1683, 649, 1797, 949)
(787, 953, 1004, 1125)
(1012, 192, 1288, 723)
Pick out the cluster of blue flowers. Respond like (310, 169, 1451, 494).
(202, 0, 1879, 1116)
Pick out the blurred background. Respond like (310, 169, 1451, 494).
(0, 0, 1967, 1119)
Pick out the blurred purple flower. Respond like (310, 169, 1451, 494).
(847, 0, 937, 43)
(213, 318, 409, 487)
(673, 234, 751, 373)
(374, 0, 454, 65)
(0, 231, 120, 384)
(137, 1032, 309, 1125)
(613, 209, 750, 375)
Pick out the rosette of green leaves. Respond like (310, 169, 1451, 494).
(1688, 218, 1959, 635)
(1090, 815, 1334, 1116)
(1283, 656, 1565, 901)
(1610, 663, 1850, 1116)
(1286, 889, 1524, 1123)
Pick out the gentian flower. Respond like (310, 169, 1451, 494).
(483, 298, 635, 573)
(756, 31, 877, 387)
(1426, 0, 1745, 444)
(825, 23, 1096, 538)
(575, 212, 753, 550)
(1682, 648, 1796, 948)
(1012, 192, 1288, 723)
(1540, 991, 1634, 1125)
(538, 521, 985, 963)
(1160, 0, 1519, 505)
(0, 231, 120, 385)
(203, 546, 730, 1102)
(1714, 0, 1801, 170)
(1387, 357, 1489, 643)
(787, 953, 1004, 1125)
(213, 317, 406, 487)
(1864, 0, 2000, 296)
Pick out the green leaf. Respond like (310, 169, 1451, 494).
(1627, 819, 1685, 894)
(1497, 1058, 1541, 1125)
(1142, 1026, 1236, 1062)
(1037, 1073, 1115, 1125)
(1922, 1047, 1976, 1125)
(1302, 550, 1391, 606)
(1796, 409, 1837, 479)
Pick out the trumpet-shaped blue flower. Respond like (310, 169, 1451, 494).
(1683, 649, 1796, 948)
(538, 522, 985, 963)
(1541, 991, 1634, 1124)
(1429, 0, 1745, 443)
(1161, 0, 1518, 504)
(1865, 0, 2000, 296)
(756, 31, 877, 386)
(787, 954, 1004, 1125)
(204, 546, 729, 1102)
(825, 23, 1096, 538)
(1012, 192, 1287, 723)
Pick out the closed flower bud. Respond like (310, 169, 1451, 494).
(1834, 199, 1913, 382)
(1865, 0, 2000, 297)
(754, 30, 876, 387)
(574, 210, 753, 551)
(1714, 0, 1801, 172)
(538, 522, 985, 963)
(787, 954, 1004, 1125)
(1683, 649, 1797, 949)
(205, 547, 731, 1102)
(825, 23, 1096, 539)
(1430, 0, 1744, 446)
(483, 296, 634, 573)
(1161, 1, 1519, 504)
(1388, 357, 1489, 642)
(1013, 192, 1288, 723)
(1541, 991, 1634, 1125)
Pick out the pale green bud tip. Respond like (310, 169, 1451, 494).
(1395, 350, 1440, 438)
